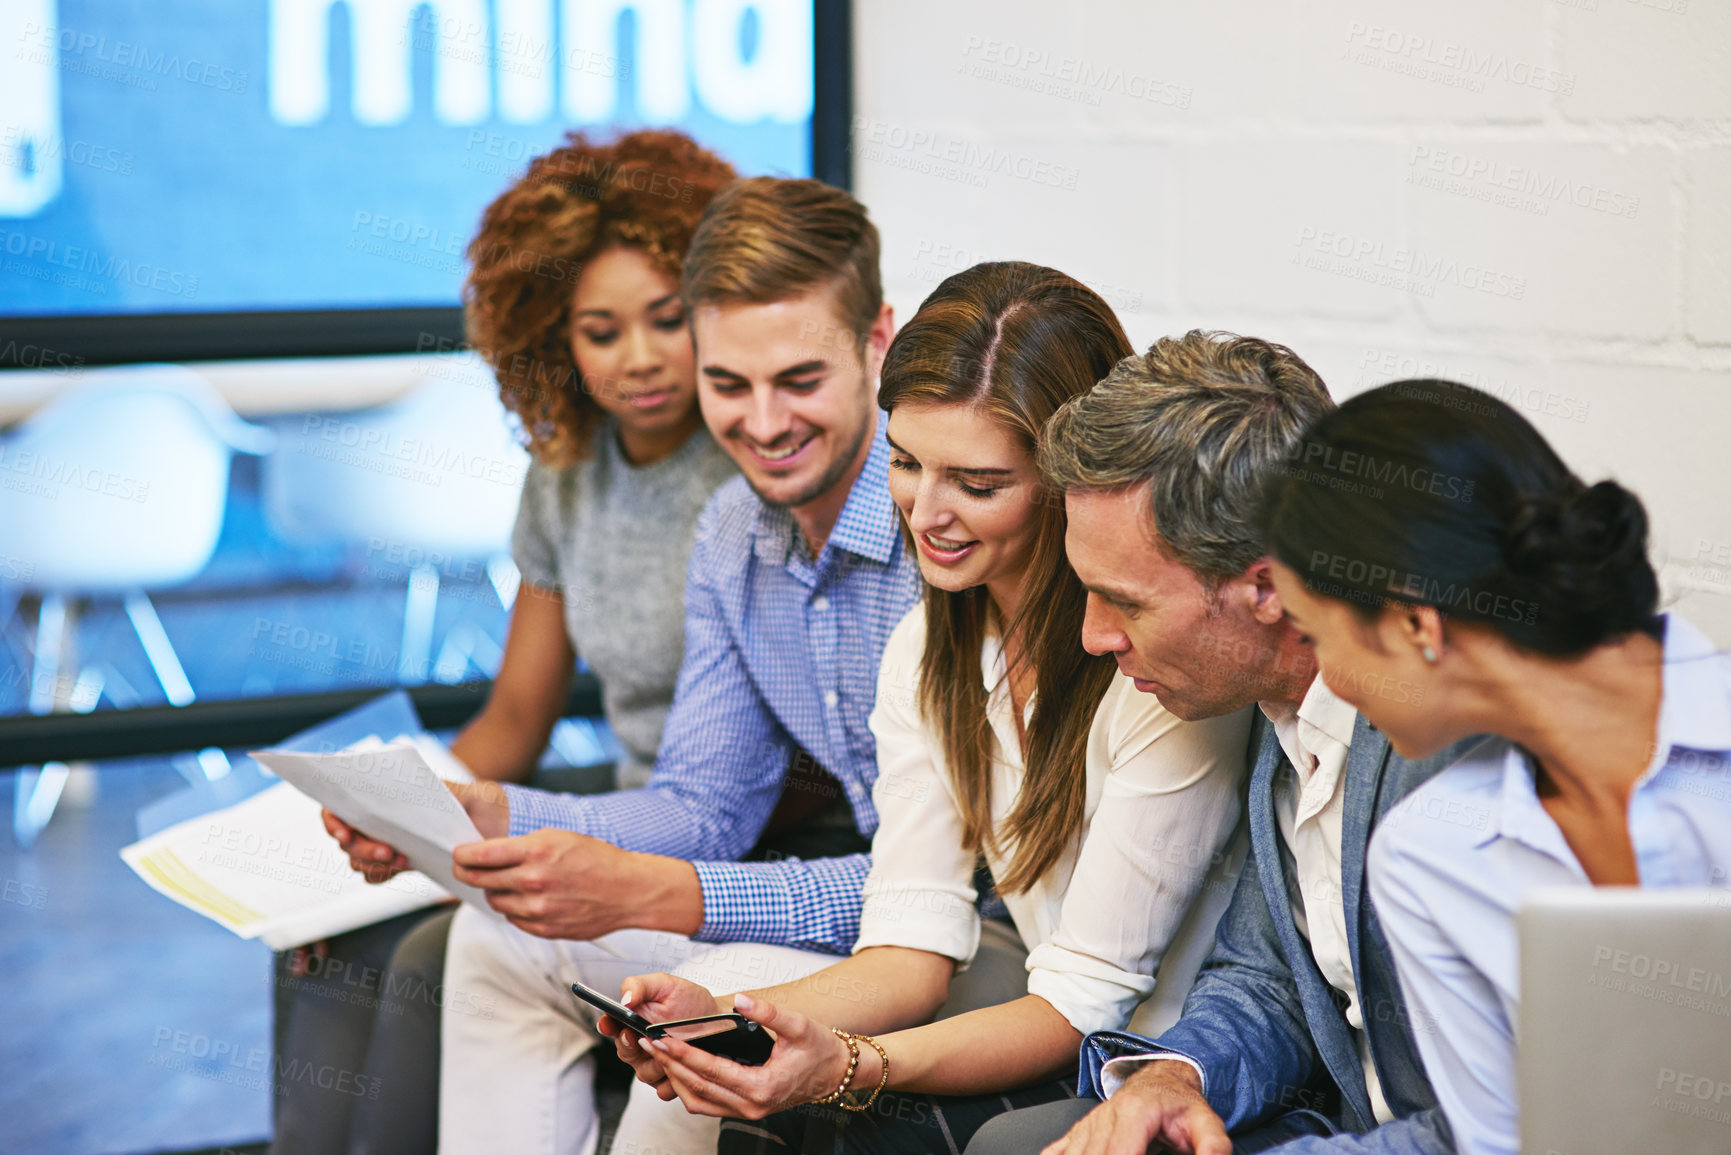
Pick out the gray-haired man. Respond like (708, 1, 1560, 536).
(970, 331, 1465, 1155)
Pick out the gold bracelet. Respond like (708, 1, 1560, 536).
(838, 1033, 889, 1112)
(814, 1028, 860, 1106)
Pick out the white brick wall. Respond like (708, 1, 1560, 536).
(856, 0, 1731, 642)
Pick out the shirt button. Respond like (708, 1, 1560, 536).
(823, 690, 839, 708)
(812, 595, 830, 611)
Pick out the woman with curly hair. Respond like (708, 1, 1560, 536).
(276, 128, 739, 1155)
(455, 127, 739, 791)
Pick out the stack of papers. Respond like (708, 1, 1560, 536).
(121, 733, 493, 949)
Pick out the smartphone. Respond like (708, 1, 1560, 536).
(569, 982, 775, 1066)
(651, 1011, 775, 1065)
(568, 980, 657, 1036)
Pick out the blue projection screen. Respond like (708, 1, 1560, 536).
(0, 0, 814, 320)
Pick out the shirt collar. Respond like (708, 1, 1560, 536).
(823, 419, 900, 565)
(1483, 743, 1558, 852)
(981, 630, 1005, 691)
(752, 502, 796, 566)
(752, 417, 900, 569)
(1481, 613, 1731, 851)
(1650, 614, 1731, 758)
(1260, 676, 1359, 752)
(1260, 677, 1359, 821)
(1297, 675, 1361, 750)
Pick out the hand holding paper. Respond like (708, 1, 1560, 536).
(252, 736, 498, 913)
(323, 779, 510, 883)
(266, 732, 705, 941)
(322, 807, 412, 881)
(449, 827, 707, 941)
(118, 693, 486, 949)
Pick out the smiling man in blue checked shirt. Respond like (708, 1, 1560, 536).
(329, 178, 1030, 1155)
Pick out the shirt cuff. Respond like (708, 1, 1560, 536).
(689, 860, 789, 945)
(853, 885, 979, 966)
(1099, 1052, 1207, 1099)
(1025, 942, 1155, 1038)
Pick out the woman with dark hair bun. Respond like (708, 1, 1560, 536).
(1258, 378, 1731, 1155)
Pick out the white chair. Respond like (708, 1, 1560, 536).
(262, 369, 529, 686)
(2, 363, 275, 847)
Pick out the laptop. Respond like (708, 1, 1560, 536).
(1519, 887, 1731, 1155)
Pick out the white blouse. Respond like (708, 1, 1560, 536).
(854, 603, 1253, 1036)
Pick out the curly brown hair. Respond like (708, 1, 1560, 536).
(464, 129, 737, 466)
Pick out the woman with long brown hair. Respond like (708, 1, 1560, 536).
(597, 262, 1253, 1153)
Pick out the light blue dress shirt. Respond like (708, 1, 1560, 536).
(1367, 614, 1731, 1155)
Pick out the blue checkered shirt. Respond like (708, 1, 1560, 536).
(501, 425, 920, 953)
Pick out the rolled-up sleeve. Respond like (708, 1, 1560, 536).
(689, 852, 873, 955)
(1027, 685, 1251, 1037)
(850, 607, 983, 965)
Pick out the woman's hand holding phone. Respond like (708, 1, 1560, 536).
(598, 973, 728, 1099)
(645, 993, 856, 1121)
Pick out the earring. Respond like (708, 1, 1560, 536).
(1422, 646, 1438, 664)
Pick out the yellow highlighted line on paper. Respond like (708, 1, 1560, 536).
(135, 848, 266, 930)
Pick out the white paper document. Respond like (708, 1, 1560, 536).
(250, 735, 492, 912)
(120, 734, 491, 949)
